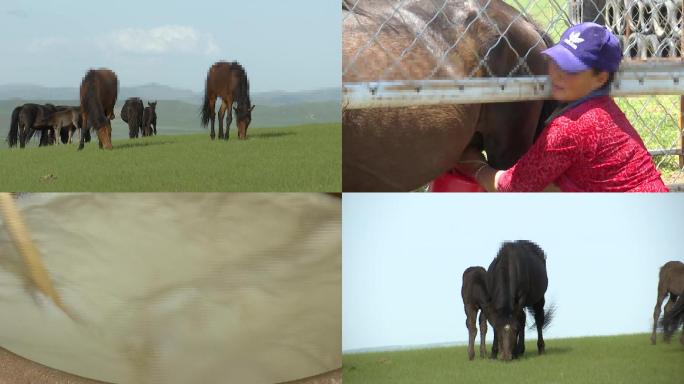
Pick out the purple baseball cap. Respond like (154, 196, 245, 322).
(543, 22, 622, 73)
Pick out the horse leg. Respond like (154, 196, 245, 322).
(491, 328, 499, 360)
(209, 97, 216, 140)
(514, 310, 526, 358)
(465, 304, 477, 361)
(478, 309, 488, 358)
(533, 300, 546, 355)
(79, 112, 88, 150)
(651, 281, 668, 344)
(226, 105, 233, 140)
(218, 101, 227, 140)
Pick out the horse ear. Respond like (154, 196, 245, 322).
(250, 105, 255, 112)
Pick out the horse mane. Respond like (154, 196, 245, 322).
(489, 245, 514, 315)
(230, 61, 251, 108)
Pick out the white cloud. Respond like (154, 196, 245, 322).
(26, 37, 70, 53)
(107, 25, 220, 55)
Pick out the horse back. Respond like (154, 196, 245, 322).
(462, 266, 489, 307)
(488, 241, 548, 310)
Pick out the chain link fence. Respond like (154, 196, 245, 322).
(342, 0, 684, 189)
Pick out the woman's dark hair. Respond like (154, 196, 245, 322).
(592, 68, 616, 89)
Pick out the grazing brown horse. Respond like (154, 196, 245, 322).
(121, 97, 144, 138)
(342, 0, 558, 191)
(79, 68, 118, 150)
(142, 101, 157, 136)
(200, 61, 254, 140)
(462, 266, 490, 360)
(652, 260, 684, 344)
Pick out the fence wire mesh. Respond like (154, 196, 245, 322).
(342, 0, 684, 188)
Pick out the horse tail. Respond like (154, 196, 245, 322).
(200, 76, 212, 127)
(660, 295, 684, 341)
(529, 302, 556, 330)
(84, 79, 106, 130)
(7, 106, 21, 147)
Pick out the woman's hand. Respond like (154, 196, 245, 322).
(453, 147, 487, 177)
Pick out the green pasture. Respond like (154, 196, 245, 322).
(0, 123, 341, 192)
(344, 333, 684, 384)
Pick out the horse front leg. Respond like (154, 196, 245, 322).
(491, 328, 499, 360)
(514, 310, 526, 358)
(465, 305, 477, 360)
(226, 108, 232, 140)
(478, 309, 488, 358)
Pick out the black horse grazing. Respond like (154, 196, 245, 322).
(200, 61, 255, 140)
(142, 101, 157, 136)
(79, 68, 118, 150)
(462, 266, 491, 360)
(121, 97, 144, 138)
(7, 103, 57, 148)
(653, 261, 684, 344)
(486, 240, 552, 361)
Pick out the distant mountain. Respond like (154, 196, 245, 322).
(0, 84, 340, 106)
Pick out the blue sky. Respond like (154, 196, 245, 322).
(0, 0, 340, 92)
(343, 194, 683, 352)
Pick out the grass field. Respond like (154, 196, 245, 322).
(0, 123, 340, 191)
(343, 334, 684, 383)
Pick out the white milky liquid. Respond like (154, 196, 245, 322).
(0, 193, 341, 384)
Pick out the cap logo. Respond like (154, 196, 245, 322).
(564, 31, 584, 49)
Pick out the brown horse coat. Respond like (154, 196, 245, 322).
(343, 0, 557, 191)
(79, 68, 118, 150)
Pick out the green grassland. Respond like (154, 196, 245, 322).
(344, 333, 684, 384)
(0, 123, 341, 192)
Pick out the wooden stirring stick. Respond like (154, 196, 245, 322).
(0, 193, 71, 317)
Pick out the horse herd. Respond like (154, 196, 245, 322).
(461, 241, 684, 362)
(6, 61, 255, 150)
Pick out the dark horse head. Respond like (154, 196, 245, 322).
(486, 240, 551, 361)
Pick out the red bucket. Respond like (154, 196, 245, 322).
(428, 169, 486, 192)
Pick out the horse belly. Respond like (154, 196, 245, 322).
(343, 104, 480, 191)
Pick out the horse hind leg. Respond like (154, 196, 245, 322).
(465, 304, 478, 361)
(478, 309, 488, 358)
(533, 300, 546, 355)
(218, 101, 227, 140)
(651, 281, 668, 345)
(209, 97, 217, 140)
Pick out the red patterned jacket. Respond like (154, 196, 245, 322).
(497, 96, 668, 192)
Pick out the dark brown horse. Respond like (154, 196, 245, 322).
(652, 260, 684, 344)
(79, 68, 118, 150)
(342, 0, 558, 191)
(486, 240, 552, 361)
(7, 103, 57, 148)
(200, 61, 254, 140)
(462, 266, 490, 360)
(142, 101, 157, 136)
(121, 97, 144, 138)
